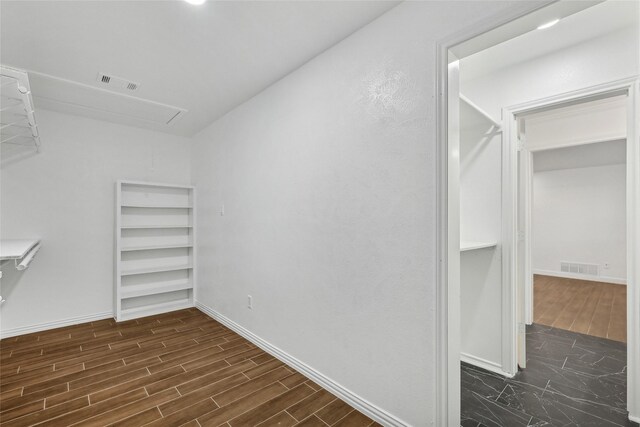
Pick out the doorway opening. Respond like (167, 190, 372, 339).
(436, 1, 640, 425)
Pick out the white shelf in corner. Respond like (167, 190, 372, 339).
(120, 225, 193, 229)
(121, 204, 193, 209)
(460, 241, 498, 252)
(119, 299, 192, 322)
(121, 243, 193, 252)
(121, 280, 192, 299)
(0, 239, 40, 260)
(116, 180, 196, 322)
(120, 264, 193, 276)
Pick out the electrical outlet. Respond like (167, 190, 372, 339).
(247, 295, 252, 309)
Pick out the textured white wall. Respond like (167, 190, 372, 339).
(191, 2, 520, 425)
(533, 164, 626, 283)
(1, 110, 191, 334)
(459, 104, 503, 366)
(461, 26, 639, 122)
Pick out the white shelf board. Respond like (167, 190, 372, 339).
(460, 241, 498, 252)
(121, 204, 193, 209)
(121, 243, 193, 252)
(120, 225, 193, 229)
(121, 280, 192, 299)
(120, 180, 194, 190)
(0, 239, 40, 260)
(121, 264, 193, 276)
(119, 299, 192, 322)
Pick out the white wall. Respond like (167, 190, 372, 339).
(191, 2, 521, 425)
(461, 25, 639, 122)
(533, 163, 626, 283)
(1, 109, 191, 335)
(459, 101, 503, 367)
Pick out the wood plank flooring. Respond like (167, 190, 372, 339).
(0, 308, 379, 426)
(533, 275, 627, 342)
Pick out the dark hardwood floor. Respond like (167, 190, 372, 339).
(0, 308, 378, 426)
(534, 275, 627, 342)
(461, 324, 637, 427)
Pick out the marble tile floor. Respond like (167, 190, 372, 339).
(461, 324, 638, 427)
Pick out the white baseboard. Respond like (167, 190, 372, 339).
(195, 300, 408, 427)
(629, 414, 640, 423)
(0, 311, 113, 339)
(461, 352, 515, 378)
(533, 269, 626, 285)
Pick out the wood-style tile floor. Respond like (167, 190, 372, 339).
(533, 275, 627, 342)
(0, 308, 379, 426)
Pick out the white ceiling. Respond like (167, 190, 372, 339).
(461, 0, 639, 81)
(533, 140, 626, 172)
(0, 1, 399, 136)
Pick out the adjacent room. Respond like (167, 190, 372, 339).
(0, 1, 638, 426)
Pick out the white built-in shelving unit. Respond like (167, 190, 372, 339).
(115, 180, 196, 321)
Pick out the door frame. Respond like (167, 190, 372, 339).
(435, 3, 559, 425)
(436, 11, 640, 427)
(501, 77, 640, 422)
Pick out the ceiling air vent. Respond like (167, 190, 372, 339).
(97, 72, 140, 92)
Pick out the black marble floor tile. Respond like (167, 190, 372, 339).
(461, 324, 638, 427)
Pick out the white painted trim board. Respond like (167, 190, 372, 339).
(461, 353, 515, 378)
(0, 311, 113, 339)
(195, 300, 409, 427)
(533, 269, 627, 285)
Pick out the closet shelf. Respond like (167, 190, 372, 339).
(119, 298, 192, 322)
(460, 241, 497, 252)
(0, 239, 40, 260)
(121, 264, 193, 276)
(120, 225, 193, 229)
(121, 243, 193, 252)
(121, 204, 193, 209)
(121, 280, 192, 299)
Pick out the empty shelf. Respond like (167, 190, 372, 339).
(121, 204, 192, 209)
(121, 243, 193, 252)
(460, 241, 498, 252)
(121, 264, 193, 276)
(121, 280, 192, 299)
(120, 225, 193, 229)
(0, 239, 40, 260)
(119, 298, 192, 322)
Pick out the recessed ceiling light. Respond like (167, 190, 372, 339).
(183, 0, 206, 5)
(537, 19, 560, 30)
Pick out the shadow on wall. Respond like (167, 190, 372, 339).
(0, 262, 27, 304)
(1, 144, 39, 168)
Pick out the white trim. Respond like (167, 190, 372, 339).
(625, 78, 640, 422)
(0, 311, 113, 339)
(527, 135, 626, 152)
(460, 353, 515, 378)
(195, 300, 409, 427)
(630, 414, 640, 424)
(523, 148, 534, 326)
(502, 102, 519, 376)
(116, 179, 194, 189)
(533, 269, 627, 286)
